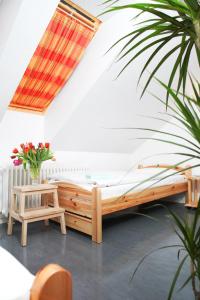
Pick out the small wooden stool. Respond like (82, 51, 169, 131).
(7, 184, 66, 246)
(185, 176, 200, 208)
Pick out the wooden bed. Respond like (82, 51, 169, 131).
(47, 164, 191, 243)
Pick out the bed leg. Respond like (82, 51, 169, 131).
(92, 187, 102, 243)
(185, 179, 192, 206)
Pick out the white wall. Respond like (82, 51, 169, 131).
(54, 151, 131, 171)
(45, 10, 135, 141)
(0, 0, 23, 57)
(0, 111, 44, 165)
(0, 110, 131, 170)
(0, 0, 59, 122)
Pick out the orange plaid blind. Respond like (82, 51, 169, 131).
(9, 9, 95, 112)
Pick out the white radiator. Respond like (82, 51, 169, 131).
(1, 165, 88, 217)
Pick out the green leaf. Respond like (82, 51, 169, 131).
(167, 255, 188, 299)
(131, 245, 183, 282)
(137, 31, 185, 89)
(101, 0, 198, 101)
(141, 42, 183, 98)
(166, 36, 189, 103)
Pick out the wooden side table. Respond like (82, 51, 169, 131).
(185, 177, 200, 208)
(7, 184, 66, 246)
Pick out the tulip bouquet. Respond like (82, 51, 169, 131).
(11, 143, 55, 181)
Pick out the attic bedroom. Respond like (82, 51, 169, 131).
(0, 1, 199, 299)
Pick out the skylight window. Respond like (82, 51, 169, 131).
(9, 1, 101, 113)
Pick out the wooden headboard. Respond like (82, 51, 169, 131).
(138, 164, 192, 178)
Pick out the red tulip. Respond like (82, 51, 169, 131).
(20, 143, 25, 149)
(24, 146, 29, 153)
(12, 148, 18, 154)
(13, 159, 22, 166)
(45, 143, 50, 149)
(38, 143, 44, 148)
(28, 142, 34, 149)
(10, 155, 16, 159)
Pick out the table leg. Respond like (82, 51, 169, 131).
(19, 194, 25, 216)
(60, 214, 66, 235)
(7, 215, 13, 235)
(186, 179, 192, 206)
(53, 190, 59, 208)
(44, 219, 49, 226)
(21, 220, 28, 247)
(7, 192, 16, 235)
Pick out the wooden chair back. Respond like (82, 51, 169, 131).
(30, 264, 72, 300)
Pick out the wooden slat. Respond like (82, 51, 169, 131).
(58, 183, 92, 196)
(185, 177, 200, 208)
(138, 164, 191, 177)
(13, 184, 57, 192)
(58, 188, 92, 201)
(66, 213, 92, 235)
(102, 182, 188, 215)
(59, 198, 92, 218)
(92, 187, 102, 243)
(54, 212, 92, 235)
(21, 207, 65, 220)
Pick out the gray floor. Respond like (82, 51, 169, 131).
(0, 196, 194, 300)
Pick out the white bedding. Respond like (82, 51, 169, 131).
(100, 175, 186, 200)
(0, 247, 34, 300)
(49, 169, 186, 200)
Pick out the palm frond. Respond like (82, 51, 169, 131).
(101, 0, 200, 101)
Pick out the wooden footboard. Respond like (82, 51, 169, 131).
(45, 182, 102, 242)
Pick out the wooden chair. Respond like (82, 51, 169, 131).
(30, 264, 72, 300)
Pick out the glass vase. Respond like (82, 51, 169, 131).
(29, 164, 41, 185)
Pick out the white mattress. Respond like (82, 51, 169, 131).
(49, 168, 185, 186)
(100, 175, 186, 200)
(54, 173, 186, 200)
(0, 247, 34, 300)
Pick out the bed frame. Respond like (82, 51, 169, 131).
(47, 164, 191, 243)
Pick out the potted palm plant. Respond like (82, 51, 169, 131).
(101, 1, 200, 299)
(128, 78, 200, 299)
